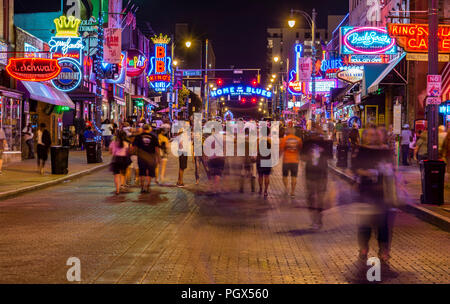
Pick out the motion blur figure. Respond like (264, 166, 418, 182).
(352, 125, 396, 263)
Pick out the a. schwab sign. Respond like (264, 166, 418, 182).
(340, 26, 397, 55)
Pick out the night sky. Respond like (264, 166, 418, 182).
(15, 0, 349, 70)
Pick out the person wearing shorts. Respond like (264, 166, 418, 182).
(280, 127, 303, 197)
(133, 124, 160, 193)
(256, 136, 272, 197)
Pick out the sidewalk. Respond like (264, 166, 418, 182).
(328, 158, 450, 232)
(0, 150, 111, 200)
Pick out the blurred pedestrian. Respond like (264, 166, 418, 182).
(36, 123, 51, 175)
(134, 124, 160, 193)
(256, 134, 272, 197)
(280, 127, 303, 197)
(442, 131, 450, 173)
(0, 126, 7, 174)
(414, 129, 428, 162)
(334, 120, 344, 144)
(101, 119, 113, 150)
(400, 124, 412, 165)
(349, 123, 360, 156)
(438, 125, 447, 158)
(22, 123, 35, 159)
(175, 128, 189, 187)
(109, 131, 130, 195)
(352, 125, 396, 263)
(156, 128, 169, 185)
(302, 127, 331, 229)
(206, 128, 225, 193)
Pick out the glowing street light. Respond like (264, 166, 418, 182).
(268, 84, 272, 88)
(273, 56, 280, 63)
(288, 19, 296, 28)
(173, 60, 178, 66)
(185, 41, 192, 48)
(270, 78, 274, 82)
(272, 74, 276, 78)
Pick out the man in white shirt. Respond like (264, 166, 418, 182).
(400, 124, 412, 166)
(22, 123, 35, 159)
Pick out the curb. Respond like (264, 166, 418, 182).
(0, 162, 109, 201)
(328, 163, 450, 232)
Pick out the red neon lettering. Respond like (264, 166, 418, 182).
(156, 60, 165, 73)
(156, 46, 165, 58)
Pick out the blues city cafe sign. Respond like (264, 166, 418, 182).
(210, 85, 272, 98)
(51, 58, 82, 92)
(147, 34, 172, 92)
(340, 26, 397, 55)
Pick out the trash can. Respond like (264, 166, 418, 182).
(420, 160, 446, 205)
(86, 141, 102, 163)
(51, 146, 69, 174)
(336, 144, 348, 168)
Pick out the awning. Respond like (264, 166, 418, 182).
(365, 52, 407, 94)
(19, 81, 75, 109)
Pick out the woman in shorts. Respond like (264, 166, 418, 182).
(109, 131, 130, 195)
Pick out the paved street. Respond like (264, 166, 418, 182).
(0, 155, 448, 284)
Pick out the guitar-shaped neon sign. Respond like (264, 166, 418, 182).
(288, 44, 306, 96)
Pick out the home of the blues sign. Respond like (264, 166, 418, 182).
(210, 85, 272, 98)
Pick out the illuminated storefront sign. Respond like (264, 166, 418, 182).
(347, 54, 390, 64)
(147, 34, 172, 92)
(6, 58, 61, 81)
(126, 49, 147, 77)
(105, 51, 127, 84)
(49, 16, 83, 65)
(340, 26, 397, 55)
(288, 44, 310, 95)
(388, 23, 450, 53)
(320, 57, 343, 72)
(51, 58, 82, 92)
(337, 67, 364, 84)
(210, 85, 272, 98)
(306, 79, 337, 94)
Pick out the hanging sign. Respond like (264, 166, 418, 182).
(347, 54, 390, 64)
(6, 58, 61, 81)
(105, 51, 127, 84)
(306, 79, 337, 94)
(103, 28, 122, 64)
(147, 34, 172, 92)
(288, 44, 310, 95)
(337, 67, 364, 84)
(388, 23, 450, 53)
(126, 49, 147, 78)
(49, 16, 83, 65)
(210, 85, 272, 98)
(51, 58, 82, 92)
(340, 26, 397, 55)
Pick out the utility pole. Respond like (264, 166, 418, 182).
(204, 39, 209, 120)
(427, 0, 439, 160)
(310, 8, 317, 121)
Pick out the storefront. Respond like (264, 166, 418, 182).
(0, 86, 23, 163)
(18, 81, 75, 145)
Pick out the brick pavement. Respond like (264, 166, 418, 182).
(0, 154, 448, 284)
(0, 150, 111, 198)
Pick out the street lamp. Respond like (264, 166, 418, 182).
(185, 41, 192, 48)
(272, 74, 276, 79)
(288, 19, 296, 28)
(173, 59, 178, 66)
(273, 56, 280, 63)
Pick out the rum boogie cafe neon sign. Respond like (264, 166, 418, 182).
(6, 58, 61, 81)
(210, 85, 272, 98)
(340, 26, 397, 55)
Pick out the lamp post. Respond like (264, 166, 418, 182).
(288, 8, 317, 120)
(185, 39, 209, 119)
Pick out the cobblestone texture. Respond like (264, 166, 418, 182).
(0, 155, 448, 284)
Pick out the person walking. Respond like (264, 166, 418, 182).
(256, 134, 272, 198)
(400, 124, 412, 166)
(414, 129, 428, 162)
(109, 131, 130, 195)
(334, 120, 344, 144)
(352, 125, 396, 263)
(302, 127, 331, 229)
(22, 123, 35, 159)
(349, 123, 360, 156)
(156, 128, 169, 185)
(0, 127, 7, 174)
(36, 123, 51, 175)
(101, 119, 113, 150)
(134, 124, 160, 193)
(279, 127, 303, 197)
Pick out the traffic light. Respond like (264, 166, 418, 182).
(216, 78, 223, 86)
(251, 79, 257, 86)
(251, 97, 257, 104)
(241, 97, 246, 103)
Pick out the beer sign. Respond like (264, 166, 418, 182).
(6, 58, 61, 81)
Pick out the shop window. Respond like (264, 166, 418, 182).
(0, 97, 22, 152)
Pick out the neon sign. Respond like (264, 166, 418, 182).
(340, 26, 397, 55)
(147, 34, 172, 92)
(54, 15, 81, 37)
(288, 44, 309, 95)
(126, 49, 147, 78)
(6, 58, 61, 81)
(337, 68, 364, 84)
(49, 16, 83, 65)
(106, 51, 127, 84)
(320, 57, 343, 72)
(210, 85, 272, 98)
(306, 79, 337, 94)
(347, 54, 389, 64)
(51, 58, 82, 92)
(388, 23, 450, 53)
